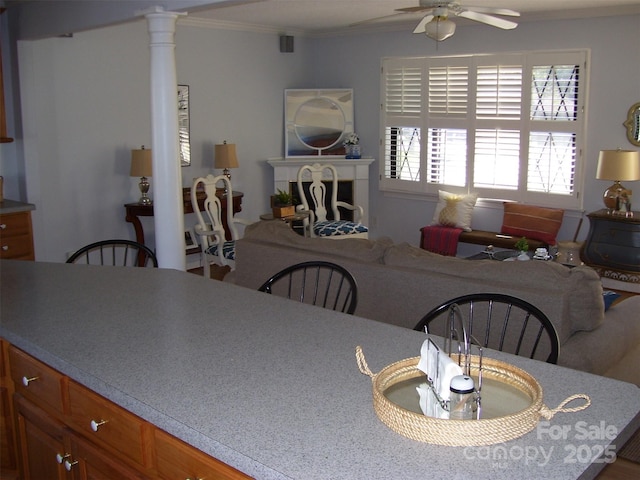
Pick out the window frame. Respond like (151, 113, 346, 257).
(379, 49, 589, 210)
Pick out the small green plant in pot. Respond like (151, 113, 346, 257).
(514, 237, 531, 260)
(272, 189, 295, 218)
(514, 237, 529, 252)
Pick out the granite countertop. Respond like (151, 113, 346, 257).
(1, 260, 638, 480)
(0, 199, 36, 214)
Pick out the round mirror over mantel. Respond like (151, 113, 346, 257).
(623, 102, 640, 147)
(285, 89, 354, 157)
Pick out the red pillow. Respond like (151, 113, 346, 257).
(501, 203, 564, 245)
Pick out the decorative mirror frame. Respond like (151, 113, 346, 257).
(178, 85, 191, 166)
(623, 102, 640, 147)
(285, 89, 354, 158)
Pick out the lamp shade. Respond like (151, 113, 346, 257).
(596, 150, 640, 181)
(425, 16, 456, 42)
(215, 142, 239, 169)
(130, 147, 152, 177)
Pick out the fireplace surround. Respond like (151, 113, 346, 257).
(267, 157, 374, 227)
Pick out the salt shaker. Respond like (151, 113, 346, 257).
(449, 375, 476, 420)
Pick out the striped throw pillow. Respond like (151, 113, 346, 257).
(501, 203, 564, 245)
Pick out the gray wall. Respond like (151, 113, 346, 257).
(3, 13, 639, 263)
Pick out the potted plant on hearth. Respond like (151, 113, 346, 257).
(514, 237, 530, 261)
(271, 189, 295, 218)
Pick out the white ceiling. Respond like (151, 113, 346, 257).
(187, 0, 640, 35)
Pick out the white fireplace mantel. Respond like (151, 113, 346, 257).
(267, 157, 374, 226)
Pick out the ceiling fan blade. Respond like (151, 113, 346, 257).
(349, 12, 408, 27)
(413, 14, 435, 34)
(457, 10, 518, 30)
(458, 6, 520, 17)
(396, 6, 433, 13)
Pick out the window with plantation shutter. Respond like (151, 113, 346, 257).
(380, 50, 588, 209)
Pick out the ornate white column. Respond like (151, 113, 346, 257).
(145, 8, 185, 270)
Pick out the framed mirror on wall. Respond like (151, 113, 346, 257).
(178, 84, 190, 166)
(285, 89, 354, 157)
(623, 102, 640, 147)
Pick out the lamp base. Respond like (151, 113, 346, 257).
(602, 181, 631, 214)
(139, 194, 152, 205)
(138, 176, 152, 205)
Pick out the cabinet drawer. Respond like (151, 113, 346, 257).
(68, 381, 149, 468)
(9, 346, 66, 414)
(155, 429, 250, 480)
(0, 211, 34, 260)
(0, 233, 34, 259)
(0, 212, 31, 237)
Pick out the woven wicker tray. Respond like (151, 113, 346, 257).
(356, 346, 590, 446)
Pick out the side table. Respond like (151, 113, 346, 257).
(580, 209, 640, 285)
(125, 188, 243, 259)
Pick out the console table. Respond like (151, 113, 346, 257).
(580, 209, 640, 285)
(125, 188, 243, 254)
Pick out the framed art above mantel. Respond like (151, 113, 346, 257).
(284, 89, 354, 158)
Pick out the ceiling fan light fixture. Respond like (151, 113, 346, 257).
(424, 15, 456, 41)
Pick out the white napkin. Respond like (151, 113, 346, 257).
(417, 338, 463, 401)
(416, 383, 449, 419)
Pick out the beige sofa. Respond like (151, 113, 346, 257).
(230, 221, 640, 380)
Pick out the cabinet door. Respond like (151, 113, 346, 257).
(155, 428, 250, 480)
(67, 433, 149, 480)
(0, 340, 18, 475)
(14, 394, 71, 480)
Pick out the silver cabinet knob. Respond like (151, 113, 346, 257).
(22, 376, 39, 386)
(90, 419, 108, 431)
(56, 453, 71, 464)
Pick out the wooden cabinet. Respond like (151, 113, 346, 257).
(67, 381, 153, 470)
(0, 339, 18, 479)
(0, 210, 35, 260)
(581, 209, 640, 284)
(14, 395, 69, 480)
(4, 343, 250, 480)
(155, 428, 249, 480)
(15, 394, 148, 480)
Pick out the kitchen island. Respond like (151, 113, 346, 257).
(1, 260, 639, 479)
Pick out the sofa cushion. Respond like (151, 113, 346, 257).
(382, 242, 604, 343)
(244, 220, 390, 263)
(501, 203, 564, 245)
(431, 190, 478, 231)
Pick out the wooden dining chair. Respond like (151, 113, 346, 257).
(258, 261, 358, 314)
(413, 293, 560, 364)
(66, 239, 158, 267)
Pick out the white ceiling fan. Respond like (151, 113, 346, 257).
(358, 1, 520, 42)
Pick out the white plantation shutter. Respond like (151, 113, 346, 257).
(426, 128, 467, 187)
(385, 63, 422, 115)
(474, 129, 520, 190)
(428, 65, 469, 116)
(475, 64, 522, 119)
(380, 58, 424, 190)
(380, 50, 587, 209)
